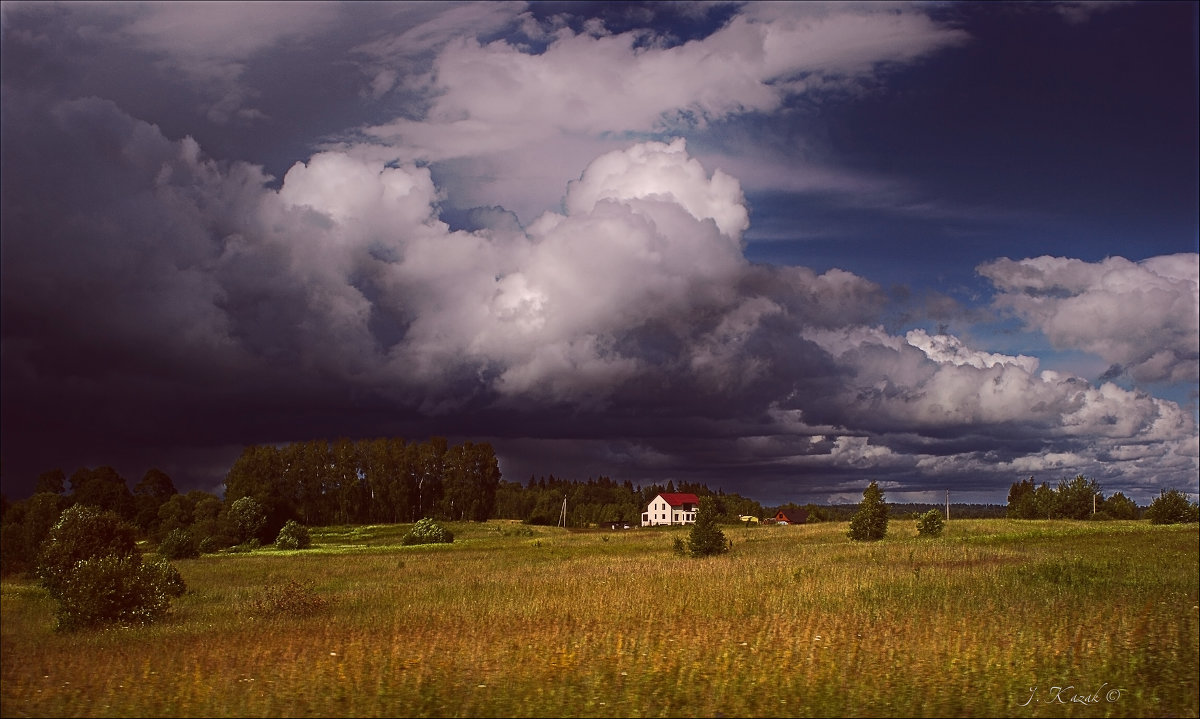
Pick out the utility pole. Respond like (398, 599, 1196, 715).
(946, 490, 950, 521)
(558, 495, 567, 528)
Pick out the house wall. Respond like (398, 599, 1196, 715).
(641, 494, 698, 527)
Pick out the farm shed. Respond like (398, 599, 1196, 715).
(773, 509, 808, 525)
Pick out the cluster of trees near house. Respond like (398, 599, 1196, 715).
(0, 435, 762, 572)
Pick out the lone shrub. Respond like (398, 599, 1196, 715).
(158, 528, 199, 559)
(1144, 488, 1200, 524)
(250, 579, 328, 617)
(51, 556, 185, 631)
(274, 520, 312, 550)
(687, 496, 729, 557)
(402, 517, 454, 545)
(916, 509, 945, 538)
(36, 505, 187, 631)
(848, 481, 889, 541)
(36, 505, 140, 596)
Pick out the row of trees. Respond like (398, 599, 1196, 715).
(1008, 475, 1138, 520)
(1007, 475, 1198, 523)
(222, 437, 502, 540)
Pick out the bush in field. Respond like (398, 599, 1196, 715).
(36, 505, 140, 596)
(274, 520, 312, 550)
(198, 534, 234, 554)
(51, 555, 185, 631)
(249, 579, 328, 617)
(848, 481, 889, 541)
(916, 509, 945, 538)
(402, 518, 454, 545)
(157, 528, 199, 559)
(36, 505, 186, 631)
(1144, 488, 1200, 525)
(228, 538, 261, 553)
(686, 496, 729, 557)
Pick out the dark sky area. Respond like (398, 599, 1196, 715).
(2, 1, 1197, 506)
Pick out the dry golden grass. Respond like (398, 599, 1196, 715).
(2, 519, 1196, 717)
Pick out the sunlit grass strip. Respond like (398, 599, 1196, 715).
(2, 520, 1196, 718)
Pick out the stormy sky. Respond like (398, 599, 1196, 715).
(2, 1, 1197, 506)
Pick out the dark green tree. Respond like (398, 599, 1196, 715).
(1031, 482, 1058, 519)
(156, 493, 195, 539)
(1056, 475, 1102, 520)
(1102, 491, 1138, 520)
(228, 496, 267, 544)
(0, 492, 65, 576)
(1144, 489, 1200, 524)
(133, 468, 177, 534)
(848, 481, 889, 541)
(1006, 477, 1038, 519)
(686, 496, 729, 557)
(224, 445, 290, 540)
(34, 469, 67, 496)
(69, 466, 135, 521)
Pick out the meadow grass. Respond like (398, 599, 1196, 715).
(1, 519, 1196, 718)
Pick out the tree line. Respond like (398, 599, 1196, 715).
(8, 447, 1195, 577)
(1007, 474, 1198, 523)
(1, 435, 765, 572)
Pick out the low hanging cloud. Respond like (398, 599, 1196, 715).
(2, 87, 1195, 501)
(978, 254, 1200, 385)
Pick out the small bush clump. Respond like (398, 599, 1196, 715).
(198, 535, 232, 554)
(36, 506, 187, 631)
(36, 505, 139, 596)
(50, 555, 186, 631)
(916, 509, 945, 538)
(686, 497, 729, 557)
(228, 538, 262, 553)
(274, 520, 312, 550)
(401, 518, 454, 545)
(158, 528, 199, 559)
(249, 579, 329, 617)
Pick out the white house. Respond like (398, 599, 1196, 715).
(641, 492, 700, 527)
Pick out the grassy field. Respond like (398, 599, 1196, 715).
(1, 518, 1197, 718)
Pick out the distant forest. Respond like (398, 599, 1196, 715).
(2, 435, 1029, 570)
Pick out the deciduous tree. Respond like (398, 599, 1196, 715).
(848, 481, 888, 541)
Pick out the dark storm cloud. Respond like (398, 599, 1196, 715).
(2, 2, 1196, 505)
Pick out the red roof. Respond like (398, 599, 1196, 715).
(657, 493, 700, 507)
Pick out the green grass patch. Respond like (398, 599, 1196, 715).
(2, 519, 1196, 718)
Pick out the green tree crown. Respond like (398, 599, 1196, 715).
(848, 481, 889, 541)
